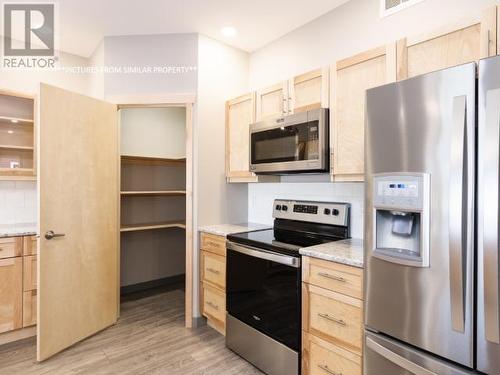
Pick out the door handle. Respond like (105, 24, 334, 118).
(483, 89, 500, 344)
(366, 337, 438, 375)
(45, 230, 66, 240)
(449, 95, 470, 333)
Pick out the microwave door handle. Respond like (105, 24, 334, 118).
(449, 95, 470, 333)
(366, 337, 438, 375)
(483, 89, 500, 344)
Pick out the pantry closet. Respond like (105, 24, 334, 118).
(119, 106, 187, 300)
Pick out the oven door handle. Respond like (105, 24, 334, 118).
(227, 242, 301, 268)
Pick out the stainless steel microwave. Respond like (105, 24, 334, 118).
(249, 108, 329, 174)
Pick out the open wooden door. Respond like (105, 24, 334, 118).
(37, 84, 119, 361)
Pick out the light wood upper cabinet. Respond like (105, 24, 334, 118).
(289, 67, 329, 114)
(397, 6, 497, 80)
(255, 82, 288, 121)
(225, 93, 258, 183)
(331, 44, 396, 181)
(0, 257, 23, 334)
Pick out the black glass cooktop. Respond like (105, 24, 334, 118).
(227, 227, 344, 257)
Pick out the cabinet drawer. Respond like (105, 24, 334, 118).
(201, 251, 225, 290)
(303, 283, 363, 354)
(200, 233, 226, 257)
(202, 282, 226, 327)
(23, 255, 37, 291)
(0, 257, 23, 334)
(0, 237, 22, 260)
(23, 236, 37, 256)
(303, 257, 363, 300)
(303, 332, 361, 375)
(23, 290, 37, 327)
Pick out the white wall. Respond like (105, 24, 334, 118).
(247, 0, 499, 239)
(121, 107, 186, 158)
(249, 0, 499, 89)
(103, 33, 198, 96)
(193, 34, 250, 318)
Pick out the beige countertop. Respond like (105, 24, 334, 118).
(0, 223, 37, 238)
(300, 238, 364, 268)
(198, 222, 270, 237)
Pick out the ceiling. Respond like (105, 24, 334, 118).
(30, 0, 351, 57)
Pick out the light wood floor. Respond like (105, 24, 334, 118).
(0, 286, 263, 374)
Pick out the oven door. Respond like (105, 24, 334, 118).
(226, 242, 301, 351)
(250, 108, 328, 174)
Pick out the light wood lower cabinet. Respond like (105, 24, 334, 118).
(200, 232, 226, 335)
(0, 257, 23, 334)
(23, 255, 37, 291)
(303, 331, 362, 375)
(0, 237, 23, 260)
(23, 290, 37, 327)
(302, 256, 364, 375)
(0, 235, 38, 339)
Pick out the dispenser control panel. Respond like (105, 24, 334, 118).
(373, 174, 429, 210)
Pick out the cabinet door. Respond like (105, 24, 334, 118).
(0, 257, 23, 334)
(397, 6, 497, 80)
(23, 255, 37, 291)
(255, 82, 288, 121)
(331, 44, 396, 181)
(289, 67, 329, 114)
(226, 93, 258, 182)
(23, 235, 37, 256)
(23, 290, 37, 327)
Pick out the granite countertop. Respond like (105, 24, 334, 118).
(198, 222, 270, 237)
(300, 238, 364, 268)
(0, 223, 37, 238)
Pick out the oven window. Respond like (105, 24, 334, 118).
(251, 120, 319, 164)
(226, 248, 301, 351)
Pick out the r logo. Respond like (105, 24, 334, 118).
(3, 3, 54, 56)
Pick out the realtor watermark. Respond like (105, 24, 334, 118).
(3, 2, 57, 68)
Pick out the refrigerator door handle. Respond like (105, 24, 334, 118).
(366, 337, 439, 375)
(483, 89, 500, 344)
(449, 95, 469, 333)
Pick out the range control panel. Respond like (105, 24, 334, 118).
(273, 199, 350, 226)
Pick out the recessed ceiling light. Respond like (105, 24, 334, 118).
(10, 119, 18, 123)
(221, 26, 237, 38)
(7, 130, 14, 134)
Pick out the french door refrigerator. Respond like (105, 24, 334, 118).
(364, 56, 500, 375)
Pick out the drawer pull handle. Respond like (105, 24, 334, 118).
(318, 364, 342, 375)
(207, 301, 219, 310)
(318, 313, 346, 326)
(317, 272, 346, 282)
(206, 268, 220, 275)
(207, 241, 221, 248)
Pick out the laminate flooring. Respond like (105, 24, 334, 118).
(0, 285, 263, 375)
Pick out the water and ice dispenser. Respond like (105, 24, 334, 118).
(372, 173, 430, 267)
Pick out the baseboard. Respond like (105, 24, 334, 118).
(120, 274, 185, 295)
(0, 326, 36, 347)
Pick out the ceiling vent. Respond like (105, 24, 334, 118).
(380, 0, 425, 18)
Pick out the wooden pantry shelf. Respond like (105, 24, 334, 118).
(120, 190, 186, 197)
(121, 155, 186, 166)
(0, 168, 35, 177)
(120, 220, 186, 232)
(0, 116, 34, 124)
(0, 144, 34, 151)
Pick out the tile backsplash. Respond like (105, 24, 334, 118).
(0, 181, 37, 226)
(248, 182, 365, 239)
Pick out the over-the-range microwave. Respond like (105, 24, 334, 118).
(249, 108, 329, 174)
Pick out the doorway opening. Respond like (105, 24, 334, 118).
(118, 104, 193, 324)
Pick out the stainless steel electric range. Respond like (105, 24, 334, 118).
(225, 199, 351, 375)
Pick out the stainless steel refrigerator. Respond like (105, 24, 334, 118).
(364, 56, 500, 374)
